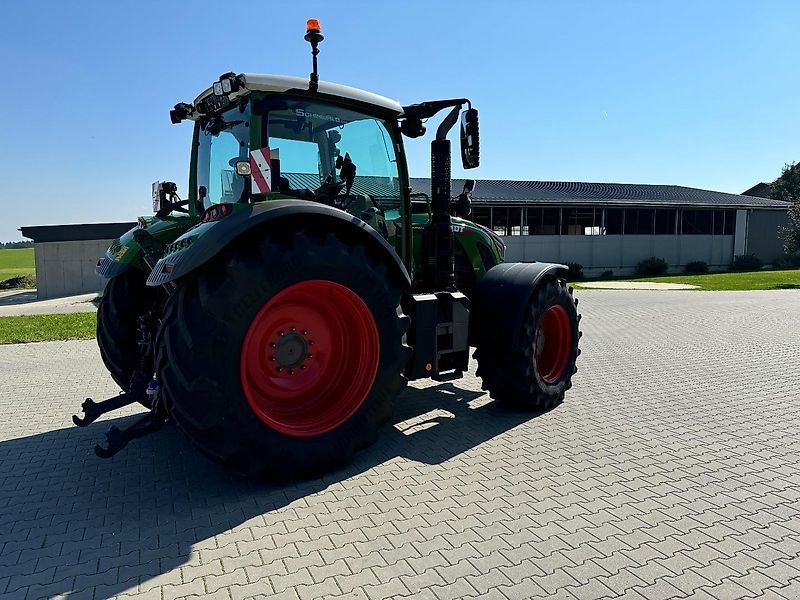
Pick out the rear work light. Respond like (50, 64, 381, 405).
(201, 203, 233, 223)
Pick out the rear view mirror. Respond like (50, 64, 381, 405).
(152, 181, 178, 212)
(460, 108, 480, 169)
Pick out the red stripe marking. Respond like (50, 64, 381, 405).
(250, 148, 270, 193)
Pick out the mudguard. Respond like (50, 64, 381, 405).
(95, 217, 194, 279)
(95, 230, 141, 279)
(471, 261, 567, 348)
(146, 200, 412, 288)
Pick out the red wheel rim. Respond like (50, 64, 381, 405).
(240, 280, 380, 437)
(535, 304, 572, 384)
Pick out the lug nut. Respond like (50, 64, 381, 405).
(270, 356, 276, 362)
(278, 330, 284, 337)
(269, 342, 276, 348)
(307, 354, 313, 359)
(288, 369, 294, 376)
(302, 329, 308, 336)
(289, 326, 296, 332)
(277, 367, 283, 372)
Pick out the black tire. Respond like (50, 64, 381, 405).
(97, 269, 159, 393)
(475, 277, 581, 411)
(156, 227, 410, 480)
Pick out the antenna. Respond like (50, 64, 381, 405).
(304, 19, 324, 92)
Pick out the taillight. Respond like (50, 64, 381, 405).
(201, 203, 233, 223)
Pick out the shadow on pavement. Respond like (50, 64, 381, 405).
(0, 290, 37, 306)
(0, 382, 546, 599)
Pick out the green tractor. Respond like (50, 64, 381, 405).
(76, 20, 581, 478)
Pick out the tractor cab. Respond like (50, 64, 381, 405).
(190, 83, 405, 245)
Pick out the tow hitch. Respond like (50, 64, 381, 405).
(73, 310, 167, 458)
(72, 393, 140, 427)
(72, 375, 166, 458)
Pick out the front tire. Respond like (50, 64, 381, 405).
(156, 228, 410, 479)
(97, 269, 158, 393)
(476, 278, 581, 411)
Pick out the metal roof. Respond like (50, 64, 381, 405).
(20, 223, 135, 243)
(410, 178, 790, 209)
(194, 74, 403, 115)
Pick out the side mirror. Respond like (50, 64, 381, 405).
(152, 181, 178, 212)
(460, 109, 480, 169)
(452, 180, 475, 218)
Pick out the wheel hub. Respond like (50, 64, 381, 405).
(273, 331, 309, 370)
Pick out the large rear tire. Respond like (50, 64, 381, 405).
(97, 269, 158, 393)
(156, 228, 410, 480)
(475, 277, 581, 411)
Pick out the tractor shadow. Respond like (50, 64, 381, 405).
(0, 381, 548, 599)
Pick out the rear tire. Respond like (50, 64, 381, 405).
(475, 278, 581, 411)
(156, 228, 410, 480)
(96, 269, 158, 393)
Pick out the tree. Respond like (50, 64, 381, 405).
(771, 162, 800, 256)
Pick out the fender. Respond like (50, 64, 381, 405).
(95, 226, 144, 279)
(147, 200, 412, 288)
(96, 216, 195, 279)
(471, 261, 567, 348)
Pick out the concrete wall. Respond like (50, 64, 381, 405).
(746, 209, 790, 261)
(34, 239, 112, 299)
(502, 234, 735, 275)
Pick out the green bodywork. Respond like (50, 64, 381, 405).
(97, 215, 196, 278)
(98, 88, 504, 291)
(102, 204, 503, 293)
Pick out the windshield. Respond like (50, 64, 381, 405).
(197, 103, 251, 208)
(265, 98, 401, 208)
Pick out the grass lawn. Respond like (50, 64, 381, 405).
(580, 269, 800, 291)
(0, 248, 35, 287)
(0, 313, 96, 344)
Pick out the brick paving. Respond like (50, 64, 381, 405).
(1, 289, 799, 600)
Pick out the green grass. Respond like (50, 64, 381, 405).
(0, 313, 96, 344)
(0, 248, 35, 287)
(579, 269, 800, 291)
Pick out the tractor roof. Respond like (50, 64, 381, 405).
(193, 74, 403, 115)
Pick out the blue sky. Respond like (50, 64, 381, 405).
(1, 0, 798, 241)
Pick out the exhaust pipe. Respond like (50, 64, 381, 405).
(430, 105, 461, 290)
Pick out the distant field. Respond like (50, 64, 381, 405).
(0, 248, 35, 279)
(0, 248, 36, 290)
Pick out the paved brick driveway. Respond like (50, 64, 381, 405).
(1, 290, 800, 600)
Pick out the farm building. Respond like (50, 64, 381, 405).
(412, 178, 790, 276)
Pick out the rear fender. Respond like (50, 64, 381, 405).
(471, 262, 567, 348)
(146, 200, 412, 289)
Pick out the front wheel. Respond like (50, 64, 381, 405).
(97, 269, 159, 394)
(156, 228, 410, 479)
(475, 278, 581, 411)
